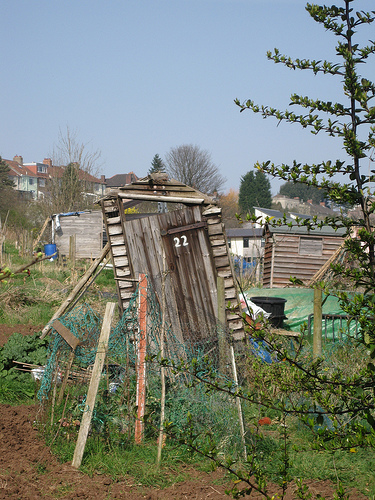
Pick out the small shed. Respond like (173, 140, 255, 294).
(52, 210, 103, 259)
(99, 174, 244, 343)
(263, 222, 346, 287)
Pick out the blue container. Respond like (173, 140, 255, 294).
(44, 244, 57, 260)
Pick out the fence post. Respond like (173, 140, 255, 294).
(69, 234, 76, 264)
(135, 273, 147, 444)
(313, 287, 322, 359)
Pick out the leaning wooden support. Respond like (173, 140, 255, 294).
(40, 243, 110, 339)
(71, 302, 116, 469)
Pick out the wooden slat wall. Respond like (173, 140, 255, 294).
(101, 198, 244, 343)
(263, 231, 344, 288)
(55, 211, 103, 259)
(101, 199, 134, 313)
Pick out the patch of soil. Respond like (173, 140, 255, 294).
(0, 404, 369, 499)
(0, 324, 44, 347)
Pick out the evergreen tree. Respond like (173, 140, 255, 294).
(149, 154, 166, 174)
(239, 169, 272, 214)
(0, 156, 15, 189)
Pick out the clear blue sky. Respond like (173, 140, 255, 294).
(1, 0, 374, 195)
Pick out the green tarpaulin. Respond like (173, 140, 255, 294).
(246, 288, 359, 340)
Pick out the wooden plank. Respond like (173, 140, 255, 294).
(71, 302, 116, 469)
(53, 320, 80, 350)
(106, 216, 121, 225)
(111, 245, 127, 257)
(207, 223, 224, 236)
(108, 225, 124, 236)
(212, 245, 227, 257)
(214, 255, 230, 267)
(110, 234, 126, 245)
(113, 255, 129, 267)
(118, 192, 206, 204)
(40, 243, 111, 339)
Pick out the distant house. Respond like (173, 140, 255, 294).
(5, 155, 106, 201)
(48, 163, 106, 200)
(253, 207, 285, 228)
(104, 172, 138, 193)
(226, 226, 264, 262)
(5, 156, 43, 199)
(263, 221, 346, 287)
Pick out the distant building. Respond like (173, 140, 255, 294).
(226, 226, 264, 261)
(104, 172, 138, 193)
(4, 155, 106, 201)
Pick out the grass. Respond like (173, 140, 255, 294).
(0, 377, 37, 404)
(0, 243, 116, 325)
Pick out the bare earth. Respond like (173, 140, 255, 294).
(0, 325, 369, 499)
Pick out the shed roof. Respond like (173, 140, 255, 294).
(226, 227, 264, 238)
(267, 222, 346, 237)
(102, 173, 215, 206)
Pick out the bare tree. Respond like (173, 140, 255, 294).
(165, 144, 226, 195)
(52, 126, 102, 178)
(43, 127, 103, 214)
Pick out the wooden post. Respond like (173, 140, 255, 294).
(40, 243, 110, 339)
(69, 234, 76, 264)
(313, 287, 322, 359)
(157, 252, 167, 465)
(57, 350, 76, 406)
(217, 276, 228, 373)
(71, 302, 116, 469)
(32, 217, 50, 251)
(230, 345, 247, 461)
(135, 274, 147, 444)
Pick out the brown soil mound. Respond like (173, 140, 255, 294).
(0, 404, 368, 499)
(0, 324, 44, 347)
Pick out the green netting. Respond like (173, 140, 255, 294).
(246, 287, 360, 340)
(38, 275, 247, 459)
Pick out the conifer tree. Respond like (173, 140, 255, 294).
(239, 169, 272, 214)
(149, 154, 166, 174)
(0, 156, 15, 189)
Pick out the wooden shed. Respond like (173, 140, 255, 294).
(52, 210, 103, 259)
(263, 222, 346, 288)
(99, 174, 244, 344)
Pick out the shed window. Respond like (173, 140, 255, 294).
(243, 237, 249, 248)
(299, 237, 323, 255)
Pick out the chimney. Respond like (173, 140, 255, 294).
(320, 202, 326, 207)
(43, 158, 52, 167)
(13, 155, 23, 165)
(307, 199, 312, 204)
(101, 174, 105, 183)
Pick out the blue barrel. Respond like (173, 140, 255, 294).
(44, 244, 57, 260)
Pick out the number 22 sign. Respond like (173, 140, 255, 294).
(174, 235, 188, 247)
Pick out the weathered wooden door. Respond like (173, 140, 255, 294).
(123, 205, 218, 344)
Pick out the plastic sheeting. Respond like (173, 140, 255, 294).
(246, 288, 359, 340)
